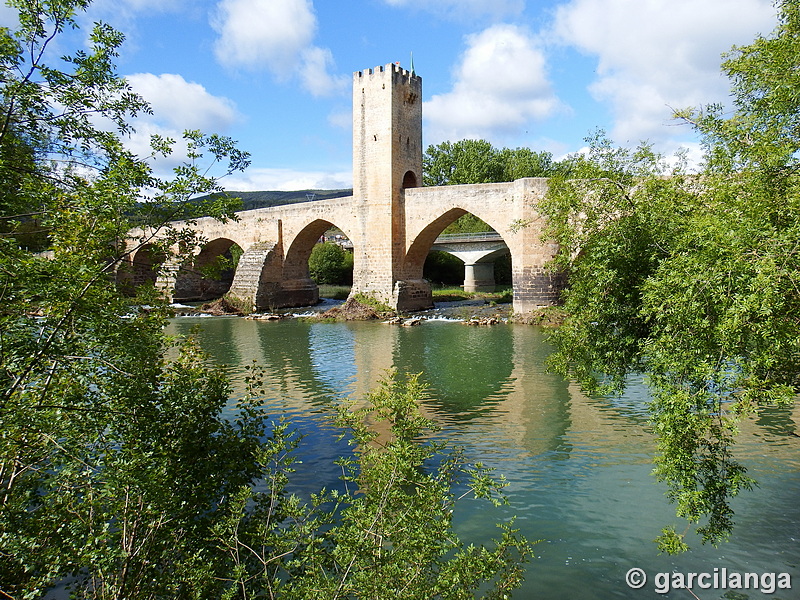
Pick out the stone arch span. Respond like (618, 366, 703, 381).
(402, 179, 560, 312)
(402, 207, 467, 280)
(118, 243, 167, 295)
(174, 237, 242, 302)
(284, 219, 353, 280)
(403, 207, 513, 295)
(239, 218, 352, 310)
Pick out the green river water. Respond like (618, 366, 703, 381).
(166, 315, 800, 599)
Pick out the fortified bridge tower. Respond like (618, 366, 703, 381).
(351, 63, 427, 309)
(124, 63, 562, 314)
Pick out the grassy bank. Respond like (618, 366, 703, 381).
(430, 284, 513, 304)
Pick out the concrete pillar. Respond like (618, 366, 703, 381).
(463, 262, 495, 292)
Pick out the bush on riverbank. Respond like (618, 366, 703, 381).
(309, 241, 353, 284)
(316, 296, 390, 320)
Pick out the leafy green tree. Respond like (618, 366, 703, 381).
(0, 0, 254, 596)
(309, 241, 353, 284)
(0, 3, 530, 598)
(423, 139, 556, 187)
(423, 140, 558, 233)
(538, 0, 800, 553)
(423, 139, 504, 186)
(498, 146, 555, 181)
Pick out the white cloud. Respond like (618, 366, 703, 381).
(552, 0, 777, 145)
(211, 0, 346, 96)
(299, 47, 350, 97)
(122, 73, 240, 167)
(127, 73, 239, 132)
(383, 0, 524, 21)
(424, 24, 561, 144)
(224, 167, 352, 191)
(212, 0, 316, 75)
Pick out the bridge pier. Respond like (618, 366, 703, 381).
(464, 262, 495, 292)
(155, 258, 181, 302)
(393, 279, 433, 312)
(278, 278, 320, 308)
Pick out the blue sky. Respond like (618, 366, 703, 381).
(2, 0, 781, 190)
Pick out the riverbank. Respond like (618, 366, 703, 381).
(173, 296, 565, 326)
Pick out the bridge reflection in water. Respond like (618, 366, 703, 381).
(166, 316, 800, 600)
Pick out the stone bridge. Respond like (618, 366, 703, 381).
(122, 63, 561, 314)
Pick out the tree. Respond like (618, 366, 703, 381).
(0, 0, 254, 596)
(538, 0, 800, 553)
(423, 139, 504, 186)
(498, 146, 556, 182)
(217, 372, 531, 599)
(423, 139, 556, 187)
(423, 140, 558, 234)
(0, 2, 530, 597)
(309, 241, 353, 284)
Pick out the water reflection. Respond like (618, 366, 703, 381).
(166, 317, 800, 599)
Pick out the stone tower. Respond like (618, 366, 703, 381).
(351, 63, 428, 309)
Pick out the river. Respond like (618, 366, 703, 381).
(166, 315, 800, 599)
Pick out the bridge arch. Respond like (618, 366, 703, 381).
(284, 219, 351, 280)
(403, 207, 468, 279)
(174, 237, 242, 302)
(279, 219, 357, 306)
(117, 243, 167, 295)
(404, 207, 515, 294)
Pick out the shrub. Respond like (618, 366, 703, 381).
(309, 242, 353, 284)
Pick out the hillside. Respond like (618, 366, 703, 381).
(212, 189, 353, 211)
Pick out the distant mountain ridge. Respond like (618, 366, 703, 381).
(214, 189, 353, 212)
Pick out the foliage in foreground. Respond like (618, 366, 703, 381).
(0, 1, 530, 597)
(539, 0, 800, 553)
(216, 371, 531, 600)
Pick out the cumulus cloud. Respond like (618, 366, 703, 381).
(212, 0, 315, 75)
(552, 0, 777, 145)
(299, 46, 350, 97)
(127, 73, 239, 131)
(211, 0, 347, 96)
(383, 0, 524, 21)
(424, 24, 561, 144)
(122, 73, 240, 164)
(224, 167, 352, 191)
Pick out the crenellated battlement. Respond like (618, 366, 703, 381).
(354, 63, 419, 81)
